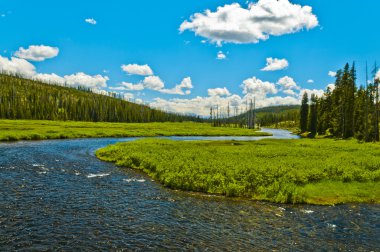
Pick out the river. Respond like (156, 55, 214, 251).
(0, 129, 378, 251)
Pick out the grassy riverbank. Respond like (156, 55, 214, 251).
(96, 138, 380, 205)
(0, 120, 271, 141)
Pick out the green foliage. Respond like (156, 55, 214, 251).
(0, 74, 200, 123)
(0, 120, 271, 141)
(308, 94, 318, 136)
(300, 92, 309, 132)
(96, 138, 380, 205)
(305, 63, 380, 141)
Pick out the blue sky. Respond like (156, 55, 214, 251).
(1, 0, 379, 116)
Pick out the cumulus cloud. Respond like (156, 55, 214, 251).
(300, 88, 325, 99)
(34, 73, 65, 84)
(217, 51, 227, 60)
(151, 92, 300, 117)
(241, 77, 277, 97)
(283, 89, 296, 96)
(277, 76, 299, 90)
(118, 82, 145, 91)
(34, 72, 109, 88)
(208, 87, 231, 97)
(261, 58, 289, 71)
(328, 71, 336, 77)
(123, 92, 134, 101)
(85, 18, 97, 25)
(327, 83, 336, 91)
(0, 56, 36, 76)
(307, 79, 314, 83)
(151, 95, 242, 116)
(63, 72, 108, 88)
(121, 64, 154, 76)
(160, 77, 193, 95)
(1, 50, 109, 93)
(113, 77, 165, 92)
(179, 0, 318, 45)
(142, 76, 165, 90)
(15, 45, 59, 62)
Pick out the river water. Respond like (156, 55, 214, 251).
(0, 129, 379, 251)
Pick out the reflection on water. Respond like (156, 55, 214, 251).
(0, 131, 378, 251)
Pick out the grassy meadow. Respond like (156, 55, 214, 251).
(96, 138, 380, 205)
(0, 119, 271, 141)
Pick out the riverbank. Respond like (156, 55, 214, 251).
(96, 138, 380, 205)
(0, 120, 271, 141)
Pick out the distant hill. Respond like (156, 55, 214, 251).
(231, 105, 300, 126)
(0, 74, 200, 123)
(255, 105, 300, 114)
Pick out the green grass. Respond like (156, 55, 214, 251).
(96, 138, 380, 205)
(0, 119, 271, 141)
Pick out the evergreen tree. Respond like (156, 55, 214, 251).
(0, 74, 200, 123)
(300, 92, 309, 132)
(308, 93, 318, 137)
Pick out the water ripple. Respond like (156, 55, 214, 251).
(0, 136, 379, 251)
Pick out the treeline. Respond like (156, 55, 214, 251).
(300, 63, 380, 141)
(256, 105, 299, 127)
(209, 100, 256, 129)
(0, 74, 201, 123)
(209, 103, 299, 129)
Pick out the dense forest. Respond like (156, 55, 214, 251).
(0, 74, 201, 123)
(300, 63, 380, 141)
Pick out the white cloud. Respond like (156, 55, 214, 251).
(328, 71, 336, 77)
(241, 77, 277, 97)
(142, 76, 165, 90)
(64, 73, 108, 88)
(85, 18, 97, 25)
(283, 89, 296, 96)
(116, 74, 192, 95)
(327, 83, 335, 91)
(33, 72, 109, 89)
(180, 0, 318, 45)
(160, 77, 193, 95)
(217, 51, 227, 60)
(307, 79, 314, 83)
(15, 45, 59, 62)
(151, 95, 242, 116)
(64, 72, 108, 88)
(208, 87, 231, 97)
(123, 92, 134, 101)
(300, 88, 325, 99)
(0, 56, 36, 76)
(1, 51, 109, 93)
(151, 92, 300, 117)
(118, 82, 145, 91)
(135, 98, 144, 104)
(92, 88, 109, 96)
(121, 64, 153, 76)
(34, 73, 65, 84)
(261, 58, 289, 71)
(277, 76, 299, 90)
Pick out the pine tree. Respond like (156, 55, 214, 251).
(308, 93, 318, 137)
(300, 92, 309, 132)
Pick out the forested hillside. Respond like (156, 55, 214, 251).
(230, 105, 300, 127)
(0, 74, 200, 123)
